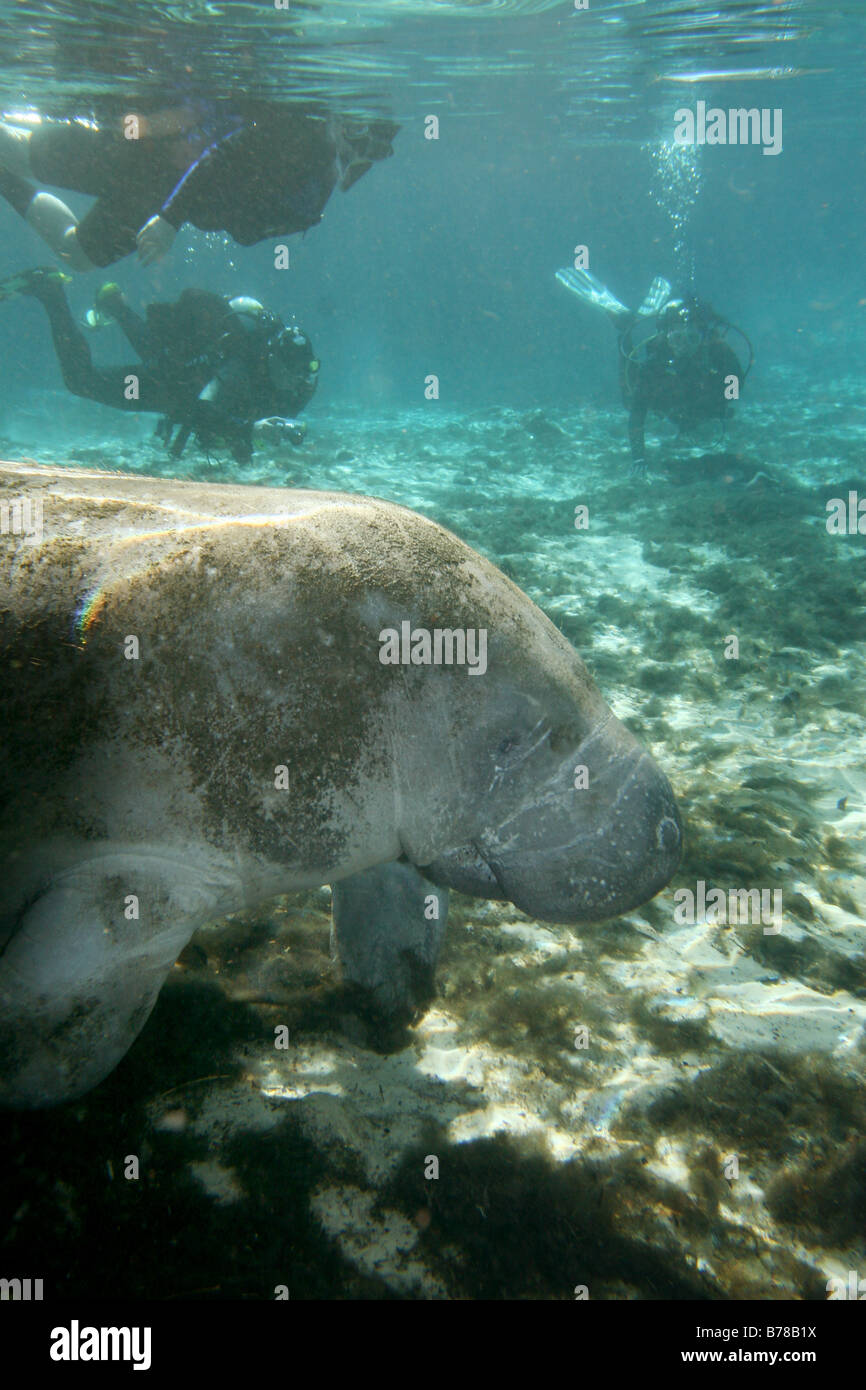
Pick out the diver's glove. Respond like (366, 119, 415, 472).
(254, 417, 307, 446)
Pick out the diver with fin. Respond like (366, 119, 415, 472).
(0, 268, 318, 464)
(556, 266, 752, 474)
(0, 104, 399, 270)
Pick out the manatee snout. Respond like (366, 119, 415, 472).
(430, 711, 682, 924)
(483, 747, 681, 923)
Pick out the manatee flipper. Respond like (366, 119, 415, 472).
(331, 862, 448, 1016)
(0, 861, 201, 1107)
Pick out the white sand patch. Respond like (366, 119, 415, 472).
(189, 1160, 246, 1206)
(706, 984, 866, 1055)
(311, 1186, 446, 1298)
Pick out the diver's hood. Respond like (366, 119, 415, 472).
(336, 118, 400, 191)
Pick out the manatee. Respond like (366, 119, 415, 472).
(0, 462, 681, 1106)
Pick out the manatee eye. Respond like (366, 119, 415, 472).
(496, 735, 518, 759)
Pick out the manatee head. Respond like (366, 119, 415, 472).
(427, 702, 680, 923)
(377, 571, 682, 925)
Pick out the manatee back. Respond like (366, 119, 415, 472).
(1, 465, 575, 875)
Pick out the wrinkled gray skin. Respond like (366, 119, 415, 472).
(0, 464, 681, 1107)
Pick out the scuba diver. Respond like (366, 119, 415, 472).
(556, 267, 752, 473)
(0, 102, 399, 270)
(0, 268, 319, 464)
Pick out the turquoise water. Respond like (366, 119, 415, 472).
(0, 0, 864, 1305)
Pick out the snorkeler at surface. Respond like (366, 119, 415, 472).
(0, 268, 319, 464)
(556, 267, 752, 473)
(0, 103, 399, 269)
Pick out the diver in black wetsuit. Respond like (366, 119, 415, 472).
(0, 103, 399, 270)
(556, 267, 752, 473)
(3, 268, 319, 465)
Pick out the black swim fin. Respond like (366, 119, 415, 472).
(0, 266, 72, 303)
